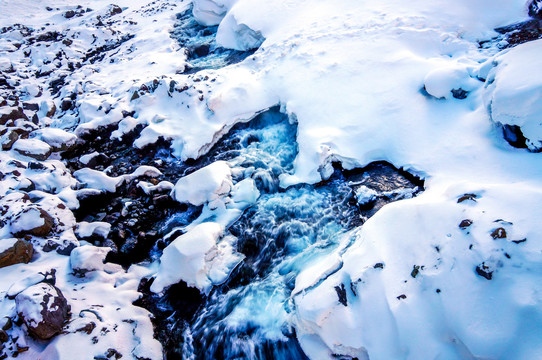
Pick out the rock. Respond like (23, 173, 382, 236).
(0, 128, 18, 150)
(31, 128, 78, 152)
(459, 219, 473, 229)
(0, 107, 28, 125)
(70, 245, 110, 276)
(0, 239, 33, 268)
(12, 138, 52, 161)
(109, 5, 123, 16)
(11, 207, 54, 237)
(529, 0, 542, 19)
(15, 283, 69, 340)
(64, 10, 75, 18)
(491, 227, 507, 239)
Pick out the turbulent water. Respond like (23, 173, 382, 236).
(134, 106, 422, 359)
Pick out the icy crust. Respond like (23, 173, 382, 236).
(293, 183, 542, 359)
(484, 39, 542, 151)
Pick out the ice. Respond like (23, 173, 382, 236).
(79, 152, 100, 166)
(172, 161, 233, 206)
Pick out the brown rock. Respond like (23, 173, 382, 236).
(11, 207, 54, 237)
(0, 239, 33, 268)
(15, 283, 69, 340)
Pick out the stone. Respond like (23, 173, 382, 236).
(0, 239, 33, 268)
(11, 138, 52, 161)
(64, 10, 75, 18)
(0, 129, 18, 150)
(15, 283, 69, 340)
(11, 207, 54, 237)
(0, 107, 28, 125)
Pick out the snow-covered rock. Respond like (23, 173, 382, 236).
(75, 222, 111, 240)
(151, 222, 243, 294)
(15, 283, 69, 340)
(73, 168, 122, 193)
(31, 128, 78, 152)
(484, 39, 542, 151)
(10, 207, 54, 237)
(11, 138, 52, 161)
(70, 245, 111, 275)
(171, 161, 233, 206)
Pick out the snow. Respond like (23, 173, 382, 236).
(231, 178, 260, 203)
(151, 222, 243, 294)
(171, 160, 233, 206)
(354, 186, 378, 205)
(15, 283, 51, 326)
(484, 39, 542, 151)
(137, 180, 174, 195)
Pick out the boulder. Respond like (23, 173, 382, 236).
(11, 207, 54, 237)
(31, 128, 78, 152)
(0, 239, 33, 268)
(15, 283, 69, 340)
(12, 138, 52, 161)
(0, 107, 28, 125)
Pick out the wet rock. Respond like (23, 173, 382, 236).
(11, 207, 54, 237)
(0, 239, 33, 268)
(15, 283, 69, 340)
(11, 138, 52, 161)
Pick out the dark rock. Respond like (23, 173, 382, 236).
(15, 283, 69, 340)
(530, 1, 542, 19)
(0, 239, 33, 268)
(373, 262, 384, 269)
(451, 88, 469, 99)
(64, 10, 76, 18)
(0, 107, 28, 125)
(1, 130, 18, 150)
(475, 263, 493, 280)
(459, 219, 473, 229)
(411, 265, 420, 278)
(397, 294, 407, 300)
(11, 208, 54, 237)
(22, 103, 39, 111)
(75, 321, 96, 335)
(60, 99, 73, 112)
(0, 329, 7, 343)
(512, 238, 527, 244)
(502, 124, 528, 149)
(457, 193, 477, 203)
(491, 227, 507, 239)
(109, 5, 123, 16)
(334, 283, 347, 306)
